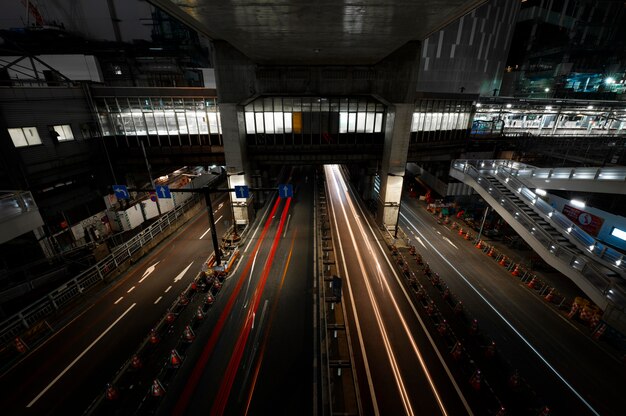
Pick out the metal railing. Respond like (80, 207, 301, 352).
(455, 160, 626, 274)
(451, 161, 626, 309)
(0, 193, 202, 346)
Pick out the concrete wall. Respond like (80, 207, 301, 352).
(417, 0, 520, 95)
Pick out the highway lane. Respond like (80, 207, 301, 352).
(157, 167, 315, 416)
(399, 197, 625, 416)
(235, 167, 315, 415)
(325, 165, 472, 416)
(0, 194, 230, 415)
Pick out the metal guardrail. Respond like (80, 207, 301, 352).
(0, 193, 202, 346)
(451, 161, 626, 309)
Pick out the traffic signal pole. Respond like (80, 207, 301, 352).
(203, 189, 223, 266)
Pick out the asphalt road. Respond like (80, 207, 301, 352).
(399, 196, 625, 416)
(156, 166, 315, 416)
(325, 165, 472, 416)
(0, 194, 231, 415)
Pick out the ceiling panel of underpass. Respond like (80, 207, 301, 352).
(150, 0, 486, 65)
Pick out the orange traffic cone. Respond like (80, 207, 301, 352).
(451, 342, 462, 361)
(469, 319, 479, 335)
(206, 293, 215, 305)
(454, 301, 464, 315)
(451, 222, 458, 230)
(458, 227, 464, 236)
(169, 349, 182, 368)
(149, 329, 159, 344)
(544, 288, 555, 302)
(511, 264, 520, 276)
(442, 288, 450, 300)
(486, 246, 495, 257)
(426, 302, 435, 316)
(196, 306, 205, 320)
(105, 383, 119, 401)
(165, 313, 176, 324)
(443, 216, 450, 224)
(437, 320, 447, 336)
(538, 406, 550, 416)
(508, 370, 520, 389)
(183, 325, 195, 342)
(475, 239, 483, 249)
(14, 337, 28, 354)
(527, 277, 538, 289)
(151, 379, 166, 397)
(469, 370, 481, 391)
(498, 255, 508, 266)
(464, 231, 472, 240)
(485, 341, 496, 358)
(131, 354, 142, 369)
(179, 294, 189, 306)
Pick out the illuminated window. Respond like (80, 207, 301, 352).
(8, 127, 41, 147)
(52, 125, 74, 141)
(610, 227, 626, 241)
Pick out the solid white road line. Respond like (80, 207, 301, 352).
(27, 303, 137, 407)
(114, 297, 123, 304)
(199, 227, 211, 239)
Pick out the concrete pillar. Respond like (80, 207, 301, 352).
(220, 103, 252, 225)
(376, 103, 413, 232)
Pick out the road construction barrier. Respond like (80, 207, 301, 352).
(183, 325, 195, 342)
(149, 328, 159, 344)
(131, 354, 142, 369)
(169, 349, 182, 368)
(105, 383, 119, 401)
(451, 341, 463, 361)
(469, 370, 481, 391)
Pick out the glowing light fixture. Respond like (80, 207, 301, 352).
(570, 199, 585, 208)
(535, 188, 547, 196)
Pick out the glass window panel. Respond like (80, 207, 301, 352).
(348, 113, 357, 132)
(153, 112, 167, 135)
(8, 128, 28, 147)
(245, 112, 256, 134)
(273, 112, 284, 133)
(98, 114, 112, 136)
(356, 112, 366, 132)
(365, 113, 375, 133)
(24, 127, 41, 145)
(208, 112, 220, 134)
(185, 111, 197, 134)
(339, 112, 348, 133)
(145, 113, 157, 134)
(165, 111, 178, 134)
(284, 112, 293, 132)
(264, 113, 275, 133)
(255, 113, 265, 133)
(54, 125, 74, 141)
(411, 113, 419, 132)
(177, 113, 188, 134)
(374, 113, 383, 132)
(273, 97, 283, 111)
